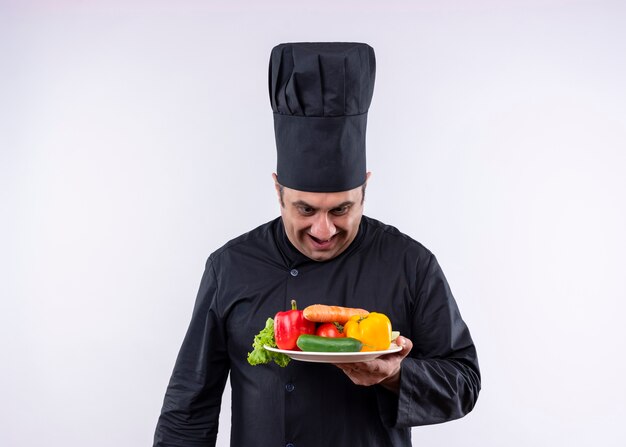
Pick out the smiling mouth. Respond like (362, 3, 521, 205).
(308, 234, 338, 248)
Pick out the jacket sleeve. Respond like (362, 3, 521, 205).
(378, 253, 481, 427)
(153, 259, 230, 447)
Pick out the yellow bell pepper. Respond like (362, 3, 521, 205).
(344, 312, 392, 352)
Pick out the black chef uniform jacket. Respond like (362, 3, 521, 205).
(154, 215, 481, 447)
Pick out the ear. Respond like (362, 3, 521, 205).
(272, 173, 283, 206)
(361, 172, 372, 205)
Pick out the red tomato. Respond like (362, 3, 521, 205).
(315, 323, 345, 338)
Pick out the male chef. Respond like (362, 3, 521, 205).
(154, 42, 480, 447)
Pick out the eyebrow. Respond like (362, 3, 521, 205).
(291, 200, 355, 210)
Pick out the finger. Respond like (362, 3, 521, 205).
(396, 336, 413, 357)
(334, 362, 370, 376)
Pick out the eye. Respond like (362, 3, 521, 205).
(331, 206, 350, 216)
(297, 206, 315, 216)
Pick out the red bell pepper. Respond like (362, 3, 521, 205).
(274, 300, 316, 350)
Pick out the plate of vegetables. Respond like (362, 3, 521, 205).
(264, 342, 402, 363)
(247, 301, 401, 366)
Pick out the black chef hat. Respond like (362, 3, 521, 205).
(269, 42, 376, 192)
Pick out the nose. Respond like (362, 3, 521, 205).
(310, 213, 336, 241)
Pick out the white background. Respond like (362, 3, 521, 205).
(2, 0, 625, 445)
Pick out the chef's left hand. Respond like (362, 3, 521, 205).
(334, 336, 412, 393)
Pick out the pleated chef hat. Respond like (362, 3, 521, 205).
(269, 42, 376, 192)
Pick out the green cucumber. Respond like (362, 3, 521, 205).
(296, 334, 362, 352)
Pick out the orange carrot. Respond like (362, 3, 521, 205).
(302, 304, 369, 324)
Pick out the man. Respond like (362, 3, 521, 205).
(154, 42, 480, 447)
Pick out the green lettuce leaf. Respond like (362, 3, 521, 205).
(247, 317, 290, 367)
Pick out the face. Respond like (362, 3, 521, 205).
(274, 173, 370, 262)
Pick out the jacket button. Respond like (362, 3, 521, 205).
(285, 383, 295, 392)
(290, 269, 299, 277)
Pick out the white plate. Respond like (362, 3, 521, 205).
(264, 344, 402, 363)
